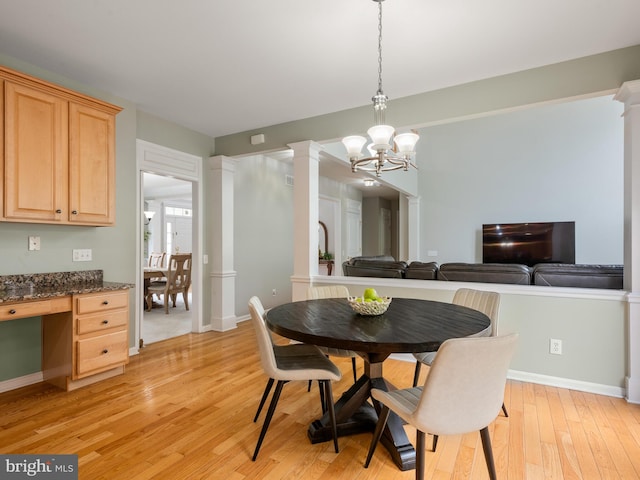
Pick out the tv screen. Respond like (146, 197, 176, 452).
(482, 221, 575, 267)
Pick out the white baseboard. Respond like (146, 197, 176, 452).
(0, 372, 44, 393)
(390, 353, 626, 398)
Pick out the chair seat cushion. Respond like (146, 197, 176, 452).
(273, 344, 342, 381)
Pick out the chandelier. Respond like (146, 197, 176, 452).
(342, 0, 419, 177)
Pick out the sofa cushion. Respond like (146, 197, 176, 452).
(342, 257, 407, 278)
(532, 263, 623, 289)
(438, 263, 532, 285)
(405, 261, 438, 280)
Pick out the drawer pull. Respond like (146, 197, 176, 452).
(102, 349, 109, 354)
(56, 209, 62, 214)
(9, 309, 16, 315)
(102, 300, 109, 305)
(102, 319, 109, 324)
(72, 210, 78, 215)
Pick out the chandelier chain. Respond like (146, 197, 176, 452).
(377, 0, 383, 95)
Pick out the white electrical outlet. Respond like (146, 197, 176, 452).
(272, 289, 277, 296)
(72, 249, 92, 262)
(28, 236, 41, 251)
(549, 338, 562, 355)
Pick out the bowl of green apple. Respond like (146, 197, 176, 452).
(348, 288, 392, 316)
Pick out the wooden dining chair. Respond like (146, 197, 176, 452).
(145, 253, 191, 313)
(365, 334, 518, 480)
(248, 296, 341, 461)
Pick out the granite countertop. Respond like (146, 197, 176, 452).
(0, 270, 133, 304)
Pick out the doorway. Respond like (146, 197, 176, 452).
(136, 140, 203, 353)
(142, 174, 193, 345)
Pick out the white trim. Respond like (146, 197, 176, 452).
(389, 354, 625, 398)
(0, 372, 43, 393)
(136, 140, 204, 346)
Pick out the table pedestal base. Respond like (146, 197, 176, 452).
(307, 375, 416, 471)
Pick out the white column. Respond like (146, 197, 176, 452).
(208, 155, 237, 331)
(615, 79, 640, 403)
(288, 141, 322, 301)
(407, 195, 421, 262)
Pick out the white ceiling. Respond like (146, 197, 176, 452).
(1, 0, 639, 140)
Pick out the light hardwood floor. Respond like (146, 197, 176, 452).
(1, 321, 639, 479)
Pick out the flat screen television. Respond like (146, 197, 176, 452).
(482, 221, 575, 267)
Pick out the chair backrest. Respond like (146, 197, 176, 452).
(166, 254, 192, 293)
(452, 288, 500, 336)
(148, 252, 165, 268)
(306, 285, 350, 300)
(414, 334, 518, 436)
(248, 296, 279, 378)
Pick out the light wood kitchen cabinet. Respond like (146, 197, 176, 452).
(40, 288, 130, 391)
(73, 290, 129, 380)
(1, 65, 121, 226)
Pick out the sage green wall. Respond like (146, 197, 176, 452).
(0, 54, 215, 382)
(214, 45, 640, 156)
(317, 277, 626, 391)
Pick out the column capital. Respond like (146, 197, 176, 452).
(287, 140, 324, 158)
(209, 155, 236, 172)
(615, 79, 640, 106)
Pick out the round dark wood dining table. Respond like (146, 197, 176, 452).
(265, 296, 491, 471)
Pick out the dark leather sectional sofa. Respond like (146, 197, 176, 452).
(342, 256, 623, 289)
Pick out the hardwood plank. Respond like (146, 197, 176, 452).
(0, 322, 638, 479)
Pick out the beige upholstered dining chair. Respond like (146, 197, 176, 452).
(365, 334, 518, 480)
(413, 288, 500, 384)
(412, 288, 507, 422)
(306, 285, 359, 383)
(248, 296, 341, 461)
(145, 253, 191, 314)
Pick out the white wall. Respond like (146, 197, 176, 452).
(417, 95, 624, 265)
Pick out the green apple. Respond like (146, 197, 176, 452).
(363, 288, 378, 300)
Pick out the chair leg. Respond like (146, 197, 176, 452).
(183, 290, 190, 311)
(432, 434, 438, 452)
(412, 361, 422, 387)
(351, 357, 357, 383)
(480, 426, 497, 480)
(416, 430, 426, 480)
(253, 378, 274, 422)
(307, 380, 312, 392)
(252, 380, 285, 461)
(364, 405, 390, 468)
(501, 402, 509, 417)
(323, 380, 339, 453)
(163, 293, 169, 314)
(318, 381, 326, 414)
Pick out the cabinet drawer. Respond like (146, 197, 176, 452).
(0, 296, 72, 321)
(76, 310, 128, 335)
(75, 290, 128, 315)
(76, 330, 128, 377)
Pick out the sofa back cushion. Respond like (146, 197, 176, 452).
(438, 263, 532, 285)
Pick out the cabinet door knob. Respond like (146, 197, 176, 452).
(56, 209, 62, 214)
(102, 319, 109, 324)
(9, 309, 16, 314)
(102, 349, 109, 354)
(102, 300, 109, 305)
(71, 210, 78, 215)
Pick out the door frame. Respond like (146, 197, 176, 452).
(135, 140, 203, 352)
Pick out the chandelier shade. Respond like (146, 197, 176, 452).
(342, 0, 419, 177)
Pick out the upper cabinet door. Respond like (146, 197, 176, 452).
(4, 81, 68, 222)
(69, 103, 116, 225)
